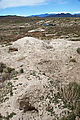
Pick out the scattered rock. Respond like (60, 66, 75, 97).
(9, 47, 18, 52)
(19, 97, 38, 113)
(2, 72, 10, 82)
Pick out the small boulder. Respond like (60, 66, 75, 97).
(19, 97, 38, 113)
(2, 72, 10, 82)
(9, 47, 18, 52)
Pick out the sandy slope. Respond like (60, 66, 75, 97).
(0, 37, 80, 120)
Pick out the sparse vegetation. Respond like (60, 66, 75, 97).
(45, 81, 80, 119)
(61, 113, 76, 120)
(0, 17, 80, 43)
(0, 63, 17, 103)
(0, 62, 17, 82)
(30, 70, 36, 76)
(6, 112, 16, 120)
(0, 112, 16, 120)
(60, 82, 80, 118)
(0, 16, 80, 120)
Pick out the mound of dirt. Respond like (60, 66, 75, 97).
(0, 37, 80, 120)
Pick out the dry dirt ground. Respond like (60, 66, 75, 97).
(0, 17, 80, 43)
(0, 37, 80, 120)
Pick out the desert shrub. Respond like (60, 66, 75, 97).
(0, 66, 3, 73)
(67, 113, 76, 120)
(7, 67, 15, 73)
(77, 48, 80, 54)
(0, 63, 6, 69)
(0, 63, 17, 83)
(4, 97, 9, 101)
(61, 113, 75, 120)
(42, 33, 46, 37)
(70, 59, 76, 62)
(8, 82, 12, 86)
(61, 82, 80, 105)
(0, 62, 6, 73)
(8, 82, 13, 96)
(0, 113, 3, 119)
(75, 101, 80, 117)
(0, 112, 16, 120)
(60, 82, 80, 117)
(30, 71, 36, 76)
(10, 90, 13, 96)
(5, 112, 16, 120)
(20, 68, 24, 73)
(61, 116, 68, 120)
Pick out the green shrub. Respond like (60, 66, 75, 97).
(30, 71, 36, 76)
(61, 116, 68, 120)
(0, 113, 3, 119)
(20, 68, 24, 73)
(0, 112, 16, 120)
(6, 112, 16, 120)
(77, 48, 80, 54)
(8, 82, 12, 86)
(42, 33, 46, 37)
(10, 90, 13, 96)
(7, 67, 15, 73)
(0, 67, 3, 72)
(4, 97, 9, 102)
(70, 59, 76, 62)
(67, 113, 76, 120)
(0, 62, 6, 72)
(61, 113, 75, 120)
(0, 63, 6, 68)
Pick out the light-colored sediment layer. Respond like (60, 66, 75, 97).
(0, 37, 80, 120)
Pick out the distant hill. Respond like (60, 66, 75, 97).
(0, 15, 27, 23)
(0, 15, 17, 18)
(1, 13, 80, 19)
(0, 15, 43, 24)
(30, 13, 56, 17)
(30, 13, 80, 17)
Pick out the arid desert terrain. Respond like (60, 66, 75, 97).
(0, 16, 80, 120)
